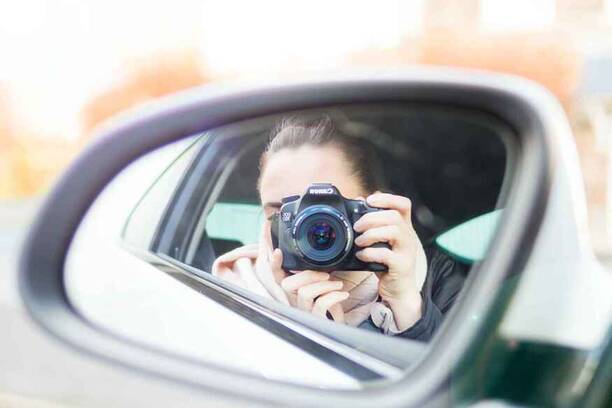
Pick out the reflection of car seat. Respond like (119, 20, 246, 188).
(206, 203, 264, 245)
(434, 209, 502, 265)
(205, 202, 501, 267)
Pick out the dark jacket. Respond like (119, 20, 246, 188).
(359, 245, 468, 341)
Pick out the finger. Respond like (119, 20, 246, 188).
(281, 270, 330, 292)
(270, 249, 287, 284)
(254, 249, 290, 305)
(354, 225, 402, 248)
(296, 280, 344, 311)
(312, 291, 350, 318)
(366, 193, 412, 217)
(353, 210, 404, 232)
(215, 244, 259, 265)
(356, 246, 397, 268)
(212, 245, 257, 275)
(259, 219, 274, 259)
(327, 303, 345, 323)
(213, 265, 244, 287)
(234, 258, 273, 299)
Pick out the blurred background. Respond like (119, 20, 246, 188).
(2, 0, 612, 262)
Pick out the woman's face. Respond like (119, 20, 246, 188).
(259, 145, 366, 219)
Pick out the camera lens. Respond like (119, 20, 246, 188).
(308, 222, 336, 250)
(293, 205, 352, 266)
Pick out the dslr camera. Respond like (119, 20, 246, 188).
(271, 183, 389, 272)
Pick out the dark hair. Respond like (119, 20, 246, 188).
(259, 116, 386, 194)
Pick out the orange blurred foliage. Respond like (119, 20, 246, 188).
(0, 51, 210, 199)
(421, 29, 580, 104)
(82, 50, 210, 135)
(350, 29, 580, 105)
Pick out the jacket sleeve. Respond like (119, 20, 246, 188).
(394, 246, 468, 342)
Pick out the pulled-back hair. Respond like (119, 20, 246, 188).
(259, 116, 386, 194)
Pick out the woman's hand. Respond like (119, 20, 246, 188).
(212, 220, 291, 305)
(211, 244, 271, 297)
(353, 193, 426, 331)
(258, 219, 349, 323)
(212, 218, 357, 324)
(268, 249, 349, 323)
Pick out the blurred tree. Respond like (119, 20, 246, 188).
(0, 86, 28, 198)
(350, 28, 580, 106)
(419, 29, 580, 105)
(81, 50, 209, 135)
(0, 50, 210, 198)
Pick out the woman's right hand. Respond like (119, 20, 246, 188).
(270, 249, 349, 323)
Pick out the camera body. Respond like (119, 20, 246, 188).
(271, 183, 389, 272)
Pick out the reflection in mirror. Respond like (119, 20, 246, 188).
(65, 104, 515, 388)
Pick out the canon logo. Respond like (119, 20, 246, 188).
(309, 188, 334, 195)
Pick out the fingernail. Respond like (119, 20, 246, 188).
(354, 236, 363, 246)
(353, 221, 362, 232)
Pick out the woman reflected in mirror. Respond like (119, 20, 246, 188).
(212, 117, 468, 341)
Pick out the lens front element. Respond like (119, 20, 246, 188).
(293, 205, 352, 266)
(308, 222, 336, 250)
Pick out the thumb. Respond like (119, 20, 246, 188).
(259, 218, 274, 259)
(233, 258, 273, 300)
(270, 249, 288, 284)
(255, 248, 290, 306)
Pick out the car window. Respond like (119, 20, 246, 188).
(189, 107, 511, 267)
(206, 202, 264, 245)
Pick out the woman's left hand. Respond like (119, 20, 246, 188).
(212, 220, 291, 306)
(353, 192, 425, 331)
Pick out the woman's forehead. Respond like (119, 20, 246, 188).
(259, 146, 364, 201)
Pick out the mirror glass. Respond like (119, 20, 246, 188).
(64, 103, 516, 389)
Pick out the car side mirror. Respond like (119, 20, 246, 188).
(20, 70, 611, 407)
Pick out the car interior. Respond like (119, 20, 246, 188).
(170, 105, 514, 273)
